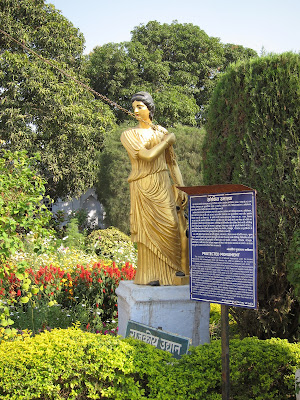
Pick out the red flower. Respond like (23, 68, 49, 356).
(17, 290, 21, 296)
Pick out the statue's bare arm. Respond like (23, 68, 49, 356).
(138, 132, 175, 162)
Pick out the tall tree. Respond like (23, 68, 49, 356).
(85, 39, 199, 127)
(86, 20, 257, 125)
(0, 0, 115, 200)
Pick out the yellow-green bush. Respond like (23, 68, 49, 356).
(0, 327, 171, 399)
(154, 337, 300, 400)
(0, 328, 299, 399)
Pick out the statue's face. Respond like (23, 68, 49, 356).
(132, 100, 150, 122)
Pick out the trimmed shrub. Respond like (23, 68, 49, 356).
(0, 330, 298, 399)
(0, 327, 171, 400)
(153, 337, 300, 400)
(203, 52, 300, 340)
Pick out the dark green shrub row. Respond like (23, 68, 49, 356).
(0, 328, 299, 399)
(203, 52, 300, 340)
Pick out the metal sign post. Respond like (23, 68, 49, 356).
(221, 304, 230, 400)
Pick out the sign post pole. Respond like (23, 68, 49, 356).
(221, 304, 230, 400)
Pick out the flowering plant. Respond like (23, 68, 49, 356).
(1, 259, 136, 337)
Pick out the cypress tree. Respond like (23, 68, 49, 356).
(203, 52, 300, 340)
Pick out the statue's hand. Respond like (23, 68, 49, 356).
(173, 186, 188, 209)
(163, 132, 176, 146)
(178, 190, 188, 208)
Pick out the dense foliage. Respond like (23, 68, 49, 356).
(96, 122, 206, 233)
(0, 328, 298, 399)
(86, 20, 257, 126)
(155, 337, 300, 399)
(287, 229, 300, 301)
(0, 149, 52, 264)
(0, 328, 172, 400)
(0, 0, 115, 199)
(203, 52, 300, 340)
(0, 149, 54, 335)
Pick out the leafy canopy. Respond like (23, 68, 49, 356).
(0, 0, 115, 200)
(86, 20, 257, 126)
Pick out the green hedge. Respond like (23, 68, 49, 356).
(156, 337, 300, 400)
(203, 52, 300, 340)
(0, 328, 299, 399)
(0, 327, 171, 400)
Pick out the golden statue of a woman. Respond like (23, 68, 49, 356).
(121, 92, 188, 286)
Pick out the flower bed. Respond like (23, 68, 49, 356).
(0, 260, 136, 337)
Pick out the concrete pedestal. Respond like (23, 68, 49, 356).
(116, 280, 210, 346)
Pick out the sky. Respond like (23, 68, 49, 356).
(47, 0, 300, 55)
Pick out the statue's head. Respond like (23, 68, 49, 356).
(131, 91, 155, 120)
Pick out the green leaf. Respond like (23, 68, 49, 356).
(15, 272, 25, 280)
(20, 297, 29, 304)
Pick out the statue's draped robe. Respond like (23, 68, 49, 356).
(121, 128, 181, 285)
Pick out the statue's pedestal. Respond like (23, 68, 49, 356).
(116, 280, 210, 346)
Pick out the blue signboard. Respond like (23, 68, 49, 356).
(189, 191, 257, 309)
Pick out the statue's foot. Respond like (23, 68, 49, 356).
(176, 271, 185, 277)
(147, 280, 160, 286)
